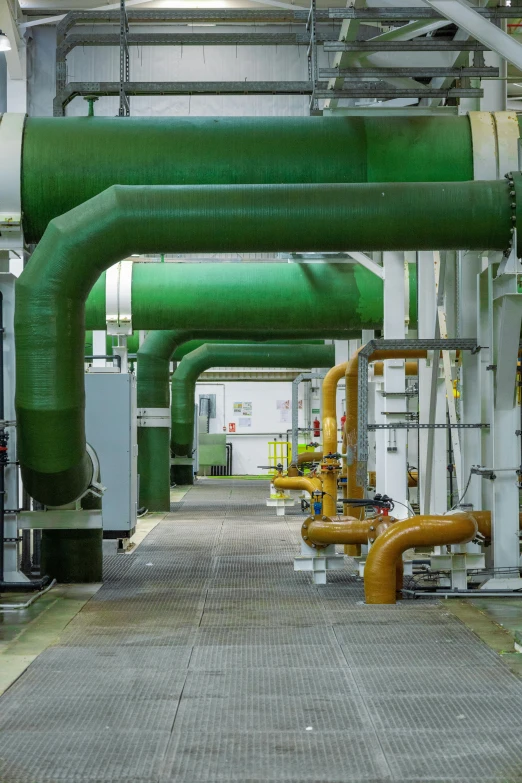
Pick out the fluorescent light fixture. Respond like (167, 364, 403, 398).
(0, 30, 11, 52)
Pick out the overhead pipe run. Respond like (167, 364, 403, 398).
(20, 114, 487, 243)
(15, 176, 522, 506)
(85, 260, 416, 335)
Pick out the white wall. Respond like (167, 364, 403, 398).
(197, 376, 348, 474)
(197, 380, 306, 474)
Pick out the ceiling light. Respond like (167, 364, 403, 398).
(0, 30, 11, 52)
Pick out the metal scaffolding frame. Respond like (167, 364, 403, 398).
(356, 339, 480, 488)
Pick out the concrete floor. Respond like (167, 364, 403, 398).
(1, 479, 522, 782)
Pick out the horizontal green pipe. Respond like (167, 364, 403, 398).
(22, 115, 475, 243)
(85, 262, 388, 334)
(16, 179, 510, 505)
(171, 343, 336, 458)
(172, 338, 323, 361)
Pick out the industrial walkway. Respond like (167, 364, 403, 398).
(1, 479, 522, 782)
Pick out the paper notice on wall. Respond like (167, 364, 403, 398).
(243, 402, 252, 416)
(276, 399, 290, 411)
(233, 402, 243, 415)
(239, 417, 252, 427)
(280, 408, 291, 424)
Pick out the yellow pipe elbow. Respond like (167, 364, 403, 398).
(273, 475, 322, 496)
(322, 361, 348, 457)
(364, 513, 477, 604)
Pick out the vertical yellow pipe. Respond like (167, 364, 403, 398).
(321, 362, 348, 517)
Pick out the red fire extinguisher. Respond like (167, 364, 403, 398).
(313, 417, 321, 437)
(340, 412, 346, 430)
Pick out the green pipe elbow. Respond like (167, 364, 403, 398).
(16, 179, 513, 505)
(170, 342, 335, 458)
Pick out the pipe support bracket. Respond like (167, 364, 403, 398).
(106, 261, 133, 336)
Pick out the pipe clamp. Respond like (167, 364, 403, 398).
(0, 113, 25, 250)
(106, 261, 133, 335)
(137, 407, 170, 428)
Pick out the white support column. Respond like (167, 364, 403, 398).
(418, 251, 447, 515)
(0, 268, 28, 582)
(92, 331, 106, 368)
(458, 251, 483, 511)
(382, 252, 408, 518)
(489, 293, 522, 583)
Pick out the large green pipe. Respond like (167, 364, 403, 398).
(86, 262, 388, 334)
(171, 343, 335, 462)
(136, 330, 325, 510)
(138, 338, 334, 510)
(21, 115, 477, 243)
(15, 178, 516, 506)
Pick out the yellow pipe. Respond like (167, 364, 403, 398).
(321, 361, 348, 517)
(470, 510, 522, 540)
(297, 450, 323, 465)
(364, 512, 478, 604)
(273, 475, 322, 496)
(373, 361, 419, 377)
(345, 348, 427, 518)
(304, 512, 397, 549)
(303, 515, 372, 548)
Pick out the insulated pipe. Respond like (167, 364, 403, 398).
(321, 361, 348, 517)
(364, 512, 478, 604)
(345, 349, 428, 518)
(136, 330, 191, 512)
(85, 261, 417, 334)
(21, 115, 480, 243)
(15, 178, 516, 506)
(273, 475, 322, 497)
(171, 343, 335, 458)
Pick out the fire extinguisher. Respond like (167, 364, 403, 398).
(313, 417, 321, 437)
(340, 412, 346, 430)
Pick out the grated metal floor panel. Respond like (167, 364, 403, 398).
(1, 478, 522, 782)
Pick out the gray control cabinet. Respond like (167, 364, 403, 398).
(85, 373, 138, 536)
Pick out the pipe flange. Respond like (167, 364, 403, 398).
(506, 172, 522, 259)
(301, 515, 328, 550)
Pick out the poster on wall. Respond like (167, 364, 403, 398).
(243, 402, 253, 416)
(239, 417, 252, 428)
(276, 399, 290, 411)
(233, 402, 243, 415)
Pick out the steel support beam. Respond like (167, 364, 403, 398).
(329, 6, 522, 20)
(424, 0, 522, 73)
(319, 66, 498, 78)
(315, 87, 483, 98)
(324, 40, 488, 51)
(356, 339, 478, 488)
